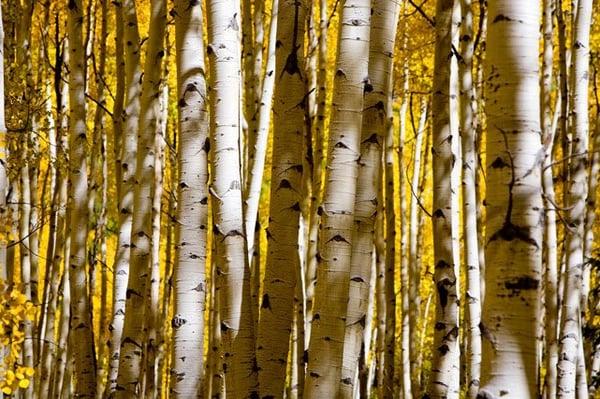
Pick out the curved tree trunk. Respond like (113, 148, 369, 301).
(479, 0, 543, 397)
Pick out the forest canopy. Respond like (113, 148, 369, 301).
(0, 0, 599, 398)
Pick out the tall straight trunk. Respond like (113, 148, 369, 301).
(541, 0, 558, 397)
(170, 0, 210, 395)
(67, 0, 97, 395)
(106, 0, 142, 392)
(115, 0, 166, 395)
(426, 0, 460, 397)
(557, 0, 592, 395)
(256, 0, 306, 396)
(339, 1, 400, 397)
(304, 0, 371, 396)
(406, 98, 427, 399)
(206, 0, 258, 396)
(459, 1, 481, 397)
(478, 0, 543, 397)
(38, 57, 69, 397)
(113, 0, 125, 200)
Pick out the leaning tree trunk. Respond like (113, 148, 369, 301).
(339, 1, 400, 397)
(206, 0, 258, 396)
(304, 0, 371, 396)
(557, 0, 592, 396)
(67, 0, 97, 395)
(426, 0, 460, 397)
(478, 0, 543, 397)
(170, 0, 210, 395)
(115, 0, 166, 395)
(106, 0, 142, 392)
(256, 0, 306, 396)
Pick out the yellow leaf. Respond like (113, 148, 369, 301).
(18, 379, 30, 389)
(1, 386, 11, 395)
(25, 368, 34, 377)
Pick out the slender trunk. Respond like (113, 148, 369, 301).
(541, 0, 558, 397)
(426, 0, 461, 397)
(478, 1, 543, 396)
(106, 0, 142, 392)
(557, 0, 592, 395)
(243, 0, 278, 264)
(115, 0, 166, 395)
(206, 0, 258, 395)
(67, 0, 97, 395)
(256, 0, 306, 396)
(303, 0, 371, 396)
(406, 98, 427, 399)
(459, 1, 482, 396)
(169, 0, 210, 395)
(339, 1, 400, 397)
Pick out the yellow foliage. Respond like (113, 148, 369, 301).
(0, 280, 35, 394)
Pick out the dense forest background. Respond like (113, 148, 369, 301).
(0, 0, 599, 398)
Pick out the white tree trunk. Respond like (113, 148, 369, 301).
(339, 1, 400, 396)
(427, 0, 460, 397)
(459, 1, 482, 397)
(256, 0, 306, 396)
(106, 0, 142, 392)
(304, 0, 371, 396)
(67, 0, 97, 395)
(170, 0, 210, 395)
(479, 1, 543, 397)
(206, 0, 258, 395)
(557, 0, 592, 395)
(115, 0, 166, 395)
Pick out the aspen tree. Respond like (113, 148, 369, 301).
(106, 0, 142, 392)
(170, 0, 210, 395)
(66, 0, 97, 395)
(339, 1, 400, 396)
(479, 0, 543, 397)
(243, 0, 278, 264)
(256, 0, 306, 396)
(206, 0, 258, 395)
(541, 0, 559, 396)
(558, 0, 592, 395)
(304, 0, 371, 396)
(426, 0, 460, 397)
(304, 0, 329, 331)
(406, 98, 427, 398)
(383, 89, 397, 399)
(459, 0, 481, 396)
(38, 45, 70, 397)
(115, 0, 166, 395)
